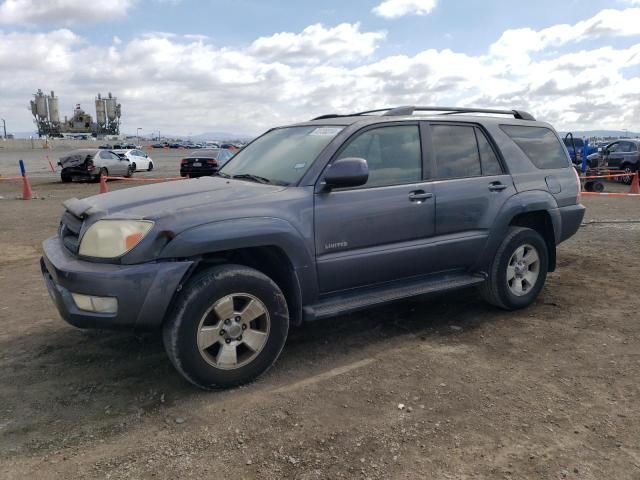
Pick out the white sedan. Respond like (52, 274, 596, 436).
(112, 149, 154, 172)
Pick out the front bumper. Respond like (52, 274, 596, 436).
(41, 236, 193, 330)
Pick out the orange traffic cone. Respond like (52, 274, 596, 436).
(99, 174, 108, 193)
(629, 172, 640, 194)
(21, 175, 33, 200)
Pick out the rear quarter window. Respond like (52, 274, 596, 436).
(500, 125, 569, 169)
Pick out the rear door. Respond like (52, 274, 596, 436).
(314, 123, 437, 293)
(428, 123, 516, 270)
(108, 151, 129, 175)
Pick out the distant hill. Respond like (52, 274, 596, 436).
(190, 131, 256, 142)
(558, 130, 640, 139)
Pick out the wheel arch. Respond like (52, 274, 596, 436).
(160, 218, 316, 326)
(508, 210, 556, 272)
(473, 191, 560, 273)
(186, 246, 304, 327)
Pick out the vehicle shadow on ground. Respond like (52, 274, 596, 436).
(0, 287, 513, 454)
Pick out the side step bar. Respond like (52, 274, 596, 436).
(303, 273, 486, 321)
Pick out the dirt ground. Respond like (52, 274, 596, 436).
(1, 151, 639, 479)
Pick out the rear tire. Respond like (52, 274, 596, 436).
(480, 227, 548, 310)
(163, 264, 289, 389)
(94, 167, 108, 183)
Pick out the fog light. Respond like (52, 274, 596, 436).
(71, 293, 118, 314)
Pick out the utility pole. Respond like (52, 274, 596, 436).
(1, 118, 6, 139)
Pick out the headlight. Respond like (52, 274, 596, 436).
(79, 220, 154, 258)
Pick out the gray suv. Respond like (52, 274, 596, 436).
(41, 106, 585, 389)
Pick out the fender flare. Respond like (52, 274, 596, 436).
(473, 190, 560, 272)
(159, 217, 317, 317)
(159, 216, 313, 267)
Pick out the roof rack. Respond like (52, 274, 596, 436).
(311, 106, 535, 121)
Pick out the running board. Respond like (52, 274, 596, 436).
(303, 273, 486, 321)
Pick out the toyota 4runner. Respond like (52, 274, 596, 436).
(41, 106, 585, 389)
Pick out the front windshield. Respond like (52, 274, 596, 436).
(220, 126, 343, 185)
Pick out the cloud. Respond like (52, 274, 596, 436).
(2, 9, 640, 136)
(490, 8, 640, 59)
(248, 23, 386, 64)
(372, 0, 437, 19)
(0, 0, 136, 26)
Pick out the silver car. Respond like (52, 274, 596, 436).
(59, 149, 133, 182)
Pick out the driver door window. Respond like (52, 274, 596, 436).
(335, 125, 423, 187)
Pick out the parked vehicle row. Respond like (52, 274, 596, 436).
(58, 149, 133, 182)
(58, 146, 237, 182)
(99, 143, 140, 150)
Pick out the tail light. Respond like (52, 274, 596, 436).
(206, 159, 218, 166)
(181, 159, 188, 165)
(573, 167, 582, 203)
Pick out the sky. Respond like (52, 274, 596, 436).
(1, 0, 640, 136)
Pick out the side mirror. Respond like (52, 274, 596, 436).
(324, 157, 369, 189)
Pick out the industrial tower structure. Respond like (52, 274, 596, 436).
(30, 89, 121, 137)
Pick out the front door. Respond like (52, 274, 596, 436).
(314, 123, 436, 293)
(428, 123, 516, 270)
(605, 141, 624, 169)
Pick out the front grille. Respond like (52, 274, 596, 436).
(59, 210, 83, 254)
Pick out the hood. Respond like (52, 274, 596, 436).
(64, 176, 287, 222)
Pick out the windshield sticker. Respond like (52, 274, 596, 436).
(294, 163, 306, 169)
(308, 127, 343, 136)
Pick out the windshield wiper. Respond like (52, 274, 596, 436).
(215, 171, 231, 178)
(232, 174, 275, 185)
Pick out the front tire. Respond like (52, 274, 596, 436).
(480, 227, 548, 310)
(147, 161, 154, 172)
(163, 264, 289, 389)
(621, 164, 637, 185)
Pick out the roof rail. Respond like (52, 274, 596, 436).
(384, 106, 536, 121)
(310, 108, 392, 121)
(311, 106, 536, 121)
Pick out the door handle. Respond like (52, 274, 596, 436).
(408, 190, 433, 201)
(488, 182, 508, 192)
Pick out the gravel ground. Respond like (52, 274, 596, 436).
(1, 147, 639, 479)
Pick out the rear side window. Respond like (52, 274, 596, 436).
(475, 129, 503, 175)
(500, 125, 569, 169)
(432, 125, 481, 179)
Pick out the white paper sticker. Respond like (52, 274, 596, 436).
(294, 163, 306, 169)
(308, 127, 343, 136)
